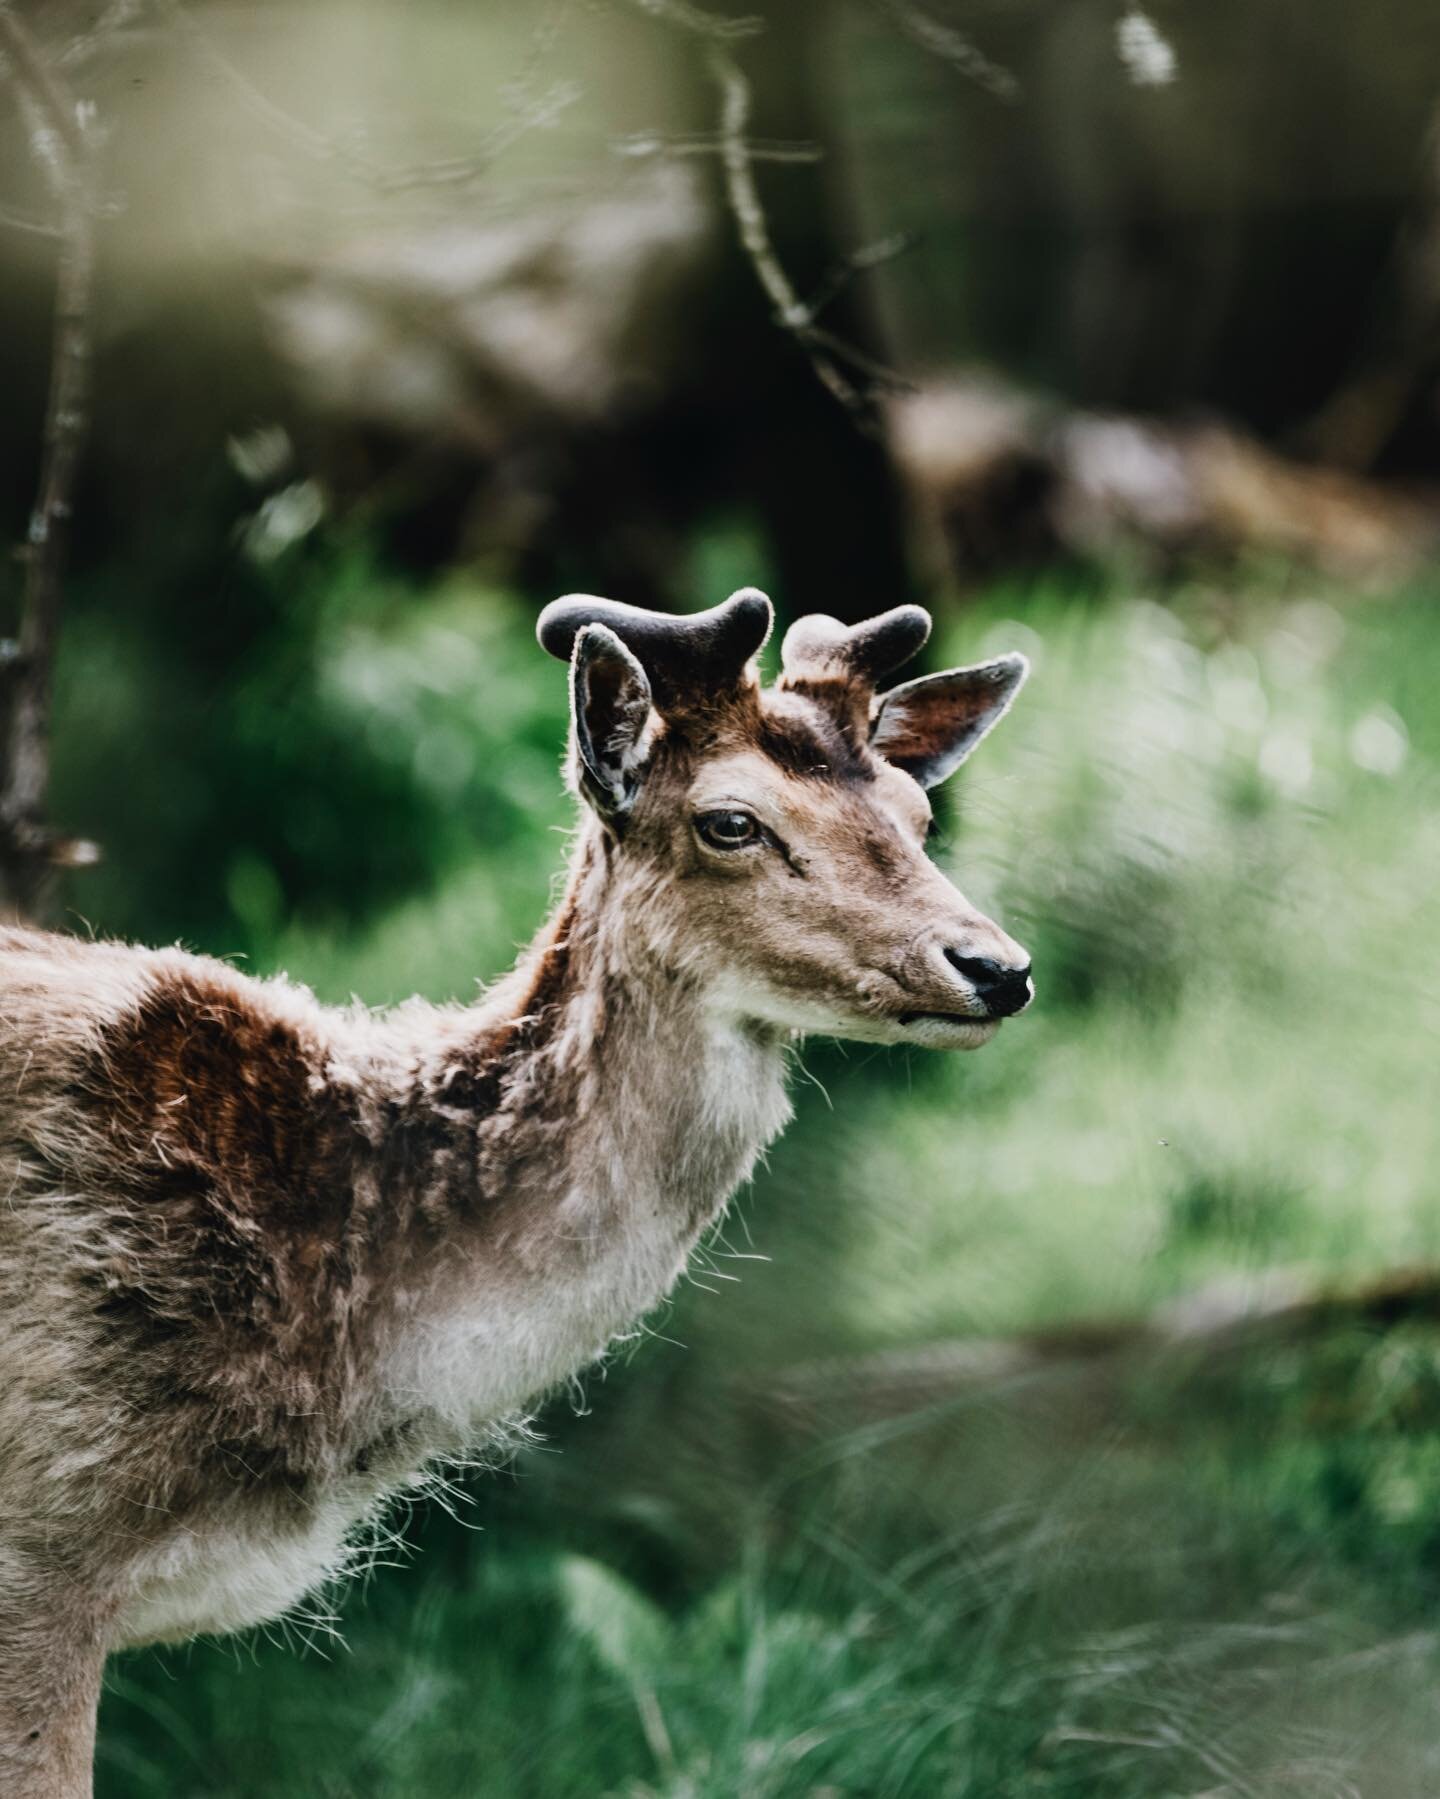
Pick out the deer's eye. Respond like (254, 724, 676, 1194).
(696, 809, 761, 851)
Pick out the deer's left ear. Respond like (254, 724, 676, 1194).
(570, 623, 655, 820)
(870, 654, 1029, 789)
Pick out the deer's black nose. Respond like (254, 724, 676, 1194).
(943, 950, 1033, 1017)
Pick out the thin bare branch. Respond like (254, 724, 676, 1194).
(622, 0, 910, 423)
(158, 0, 577, 199)
(804, 321, 913, 392)
(0, 7, 87, 160)
(803, 230, 917, 324)
(706, 42, 870, 416)
(0, 197, 59, 238)
(57, 0, 142, 69)
(367, 83, 580, 196)
(871, 0, 1018, 102)
(612, 128, 823, 165)
(0, 5, 99, 920)
(155, 0, 377, 174)
(709, 42, 917, 423)
(626, 0, 764, 43)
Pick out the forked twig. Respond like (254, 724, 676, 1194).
(706, 42, 871, 417)
(624, 0, 915, 425)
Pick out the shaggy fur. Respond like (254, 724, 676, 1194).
(0, 595, 1031, 1796)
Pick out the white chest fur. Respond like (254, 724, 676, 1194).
(115, 1494, 361, 1648)
(416, 1011, 788, 1416)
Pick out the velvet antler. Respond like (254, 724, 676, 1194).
(776, 605, 932, 738)
(537, 588, 774, 712)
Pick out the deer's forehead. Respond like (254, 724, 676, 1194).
(688, 749, 804, 809)
(687, 746, 930, 838)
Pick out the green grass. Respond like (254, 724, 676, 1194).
(92, 567, 1440, 1796)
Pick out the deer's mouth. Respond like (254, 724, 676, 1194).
(894, 1010, 1001, 1048)
(898, 1009, 993, 1027)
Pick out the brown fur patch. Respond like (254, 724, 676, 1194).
(76, 974, 367, 1465)
(101, 974, 346, 1236)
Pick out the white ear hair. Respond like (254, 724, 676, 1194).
(569, 624, 654, 819)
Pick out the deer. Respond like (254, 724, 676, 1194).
(0, 588, 1032, 1797)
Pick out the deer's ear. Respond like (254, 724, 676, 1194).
(870, 654, 1028, 789)
(570, 624, 654, 819)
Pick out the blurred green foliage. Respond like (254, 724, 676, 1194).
(70, 547, 1440, 1795)
(50, 541, 570, 983)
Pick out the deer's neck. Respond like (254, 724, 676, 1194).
(373, 834, 792, 1436)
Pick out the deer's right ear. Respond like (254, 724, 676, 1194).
(570, 624, 654, 821)
(870, 654, 1029, 789)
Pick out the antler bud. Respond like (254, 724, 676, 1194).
(537, 588, 773, 711)
(778, 605, 931, 688)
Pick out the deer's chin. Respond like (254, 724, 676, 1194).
(809, 1010, 1001, 1050)
(707, 983, 999, 1051)
(892, 1013, 1000, 1051)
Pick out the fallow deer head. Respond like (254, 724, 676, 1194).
(537, 588, 1032, 1049)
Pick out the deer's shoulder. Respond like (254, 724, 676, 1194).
(0, 936, 401, 1310)
(0, 928, 340, 1156)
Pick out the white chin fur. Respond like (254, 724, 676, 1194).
(792, 1011, 1002, 1050)
(706, 982, 1001, 1050)
(895, 1015, 1000, 1051)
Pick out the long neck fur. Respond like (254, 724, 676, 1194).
(353, 822, 793, 1448)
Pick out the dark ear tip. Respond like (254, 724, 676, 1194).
(989, 651, 1031, 687)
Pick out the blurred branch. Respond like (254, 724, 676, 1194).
(0, 197, 59, 238)
(707, 42, 911, 424)
(0, 5, 102, 920)
(363, 83, 581, 197)
(624, 0, 911, 425)
(157, 0, 364, 170)
(870, 0, 1018, 103)
(612, 129, 823, 165)
(804, 230, 917, 323)
(625, 0, 763, 43)
(159, 0, 579, 198)
(706, 43, 862, 415)
(58, 0, 143, 68)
